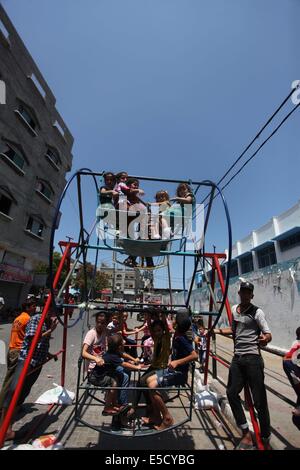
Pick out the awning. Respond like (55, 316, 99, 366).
(272, 226, 300, 241)
(234, 251, 251, 260)
(252, 240, 274, 252)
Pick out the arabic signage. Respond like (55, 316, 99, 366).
(0, 263, 33, 283)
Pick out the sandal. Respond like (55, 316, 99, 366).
(116, 404, 131, 415)
(102, 409, 119, 416)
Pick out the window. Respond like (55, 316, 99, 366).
(240, 254, 254, 274)
(1, 143, 26, 171)
(18, 104, 37, 130)
(45, 147, 61, 169)
(257, 244, 277, 269)
(229, 260, 238, 278)
(36, 180, 53, 201)
(15, 103, 39, 136)
(279, 232, 300, 252)
(0, 193, 12, 216)
(26, 217, 44, 238)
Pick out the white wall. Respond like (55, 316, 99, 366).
(277, 245, 300, 263)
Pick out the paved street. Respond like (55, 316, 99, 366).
(0, 311, 299, 450)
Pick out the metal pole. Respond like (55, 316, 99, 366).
(212, 331, 217, 379)
(167, 255, 173, 308)
(78, 172, 215, 187)
(212, 254, 232, 326)
(204, 259, 215, 385)
(245, 385, 264, 450)
(61, 250, 71, 387)
(76, 174, 89, 304)
(186, 186, 216, 307)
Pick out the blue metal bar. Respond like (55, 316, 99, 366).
(78, 171, 215, 186)
(85, 243, 201, 257)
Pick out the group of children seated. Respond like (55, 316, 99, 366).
(81, 307, 198, 430)
(98, 171, 195, 268)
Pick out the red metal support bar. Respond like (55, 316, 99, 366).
(0, 242, 73, 448)
(202, 253, 227, 259)
(244, 386, 264, 450)
(204, 258, 216, 386)
(213, 254, 232, 325)
(209, 352, 230, 369)
(58, 241, 79, 249)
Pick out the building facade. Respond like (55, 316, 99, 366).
(223, 199, 300, 279)
(0, 6, 73, 310)
(99, 266, 143, 301)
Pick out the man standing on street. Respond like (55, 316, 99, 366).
(0, 306, 58, 441)
(214, 281, 272, 450)
(0, 299, 37, 412)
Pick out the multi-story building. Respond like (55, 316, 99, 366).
(223, 199, 300, 279)
(0, 6, 73, 309)
(100, 266, 143, 301)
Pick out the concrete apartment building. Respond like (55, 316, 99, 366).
(0, 6, 73, 309)
(100, 266, 144, 301)
(223, 199, 300, 278)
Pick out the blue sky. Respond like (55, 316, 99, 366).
(3, 0, 300, 289)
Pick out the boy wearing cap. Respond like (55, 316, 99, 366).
(214, 281, 272, 450)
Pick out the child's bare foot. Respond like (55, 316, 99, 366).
(142, 415, 162, 426)
(102, 406, 119, 416)
(154, 417, 174, 430)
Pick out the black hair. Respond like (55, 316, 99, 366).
(116, 171, 128, 180)
(151, 319, 166, 332)
(176, 183, 193, 197)
(176, 310, 191, 334)
(126, 178, 139, 187)
(104, 171, 115, 178)
(21, 299, 37, 311)
(94, 310, 110, 323)
(107, 334, 123, 353)
(296, 327, 300, 340)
